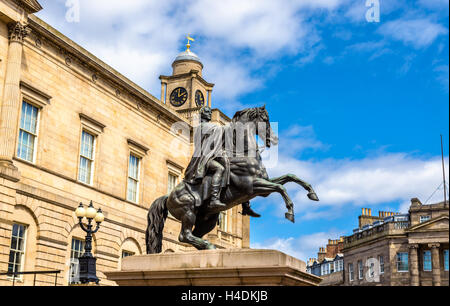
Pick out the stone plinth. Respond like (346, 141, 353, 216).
(105, 249, 322, 286)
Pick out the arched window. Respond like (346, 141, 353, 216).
(7, 205, 38, 285)
(119, 238, 141, 269)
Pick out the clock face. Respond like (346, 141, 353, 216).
(170, 87, 188, 107)
(195, 90, 205, 107)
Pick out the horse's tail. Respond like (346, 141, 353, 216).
(145, 195, 169, 254)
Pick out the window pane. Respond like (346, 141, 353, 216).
(379, 255, 384, 273)
(69, 238, 85, 284)
(79, 131, 95, 184)
(127, 178, 137, 202)
(168, 174, 178, 193)
(79, 157, 92, 184)
(349, 263, 354, 281)
(128, 155, 139, 179)
(8, 224, 26, 275)
(420, 215, 431, 223)
(20, 102, 38, 134)
(122, 251, 135, 258)
(80, 131, 94, 159)
(445, 250, 449, 271)
(17, 129, 36, 162)
(423, 251, 432, 271)
(127, 155, 140, 202)
(397, 253, 408, 272)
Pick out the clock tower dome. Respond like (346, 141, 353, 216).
(160, 39, 214, 122)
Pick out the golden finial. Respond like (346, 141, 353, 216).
(186, 34, 195, 51)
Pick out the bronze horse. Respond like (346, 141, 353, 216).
(146, 106, 319, 253)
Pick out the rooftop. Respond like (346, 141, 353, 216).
(174, 49, 203, 66)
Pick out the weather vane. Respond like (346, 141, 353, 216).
(186, 34, 195, 51)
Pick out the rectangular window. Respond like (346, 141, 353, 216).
(8, 224, 27, 278)
(423, 250, 432, 271)
(358, 260, 364, 279)
(337, 260, 343, 272)
(127, 154, 140, 203)
(167, 173, 178, 193)
(349, 263, 354, 281)
(419, 215, 431, 223)
(69, 238, 85, 284)
(17, 101, 39, 163)
(397, 252, 409, 272)
(329, 262, 334, 274)
(444, 250, 449, 271)
(122, 251, 135, 258)
(368, 257, 375, 278)
(379, 255, 384, 274)
(218, 211, 228, 232)
(78, 131, 95, 185)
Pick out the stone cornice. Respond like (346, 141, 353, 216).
(26, 15, 189, 127)
(13, 0, 42, 13)
(160, 72, 215, 88)
(405, 215, 449, 233)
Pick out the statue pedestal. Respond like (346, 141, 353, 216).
(105, 248, 321, 286)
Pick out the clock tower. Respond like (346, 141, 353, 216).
(160, 40, 214, 123)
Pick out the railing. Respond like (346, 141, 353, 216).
(344, 221, 411, 245)
(0, 270, 61, 286)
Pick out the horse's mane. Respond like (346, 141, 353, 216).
(232, 107, 260, 123)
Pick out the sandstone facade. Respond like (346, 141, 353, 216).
(0, 0, 249, 286)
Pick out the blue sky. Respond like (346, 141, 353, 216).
(36, 0, 449, 261)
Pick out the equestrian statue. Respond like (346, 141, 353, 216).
(146, 106, 319, 253)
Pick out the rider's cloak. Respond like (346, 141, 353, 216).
(184, 121, 230, 186)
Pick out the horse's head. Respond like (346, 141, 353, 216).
(257, 105, 278, 148)
(232, 105, 278, 148)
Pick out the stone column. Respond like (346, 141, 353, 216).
(0, 22, 28, 171)
(409, 244, 420, 286)
(207, 90, 212, 107)
(429, 243, 441, 286)
(160, 82, 167, 104)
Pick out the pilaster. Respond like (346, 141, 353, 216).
(408, 244, 419, 286)
(429, 243, 441, 286)
(0, 21, 28, 172)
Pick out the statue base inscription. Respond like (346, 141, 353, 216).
(105, 248, 322, 286)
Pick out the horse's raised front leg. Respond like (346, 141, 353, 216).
(179, 209, 216, 250)
(252, 178, 296, 223)
(270, 174, 319, 202)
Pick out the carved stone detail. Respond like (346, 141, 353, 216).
(7, 22, 29, 43)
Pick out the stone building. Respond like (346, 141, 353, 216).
(343, 199, 449, 286)
(0, 0, 249, 286)
(307, 238, 345, 286)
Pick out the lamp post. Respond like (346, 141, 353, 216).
(75, 201, 104, 284)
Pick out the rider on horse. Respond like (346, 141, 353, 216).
(183, 106, 260, 217)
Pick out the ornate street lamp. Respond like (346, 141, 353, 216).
(75, 201, 104, 284)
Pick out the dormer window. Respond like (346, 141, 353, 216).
(419, 215, 431, 223)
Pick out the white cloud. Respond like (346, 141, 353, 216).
(264, 152, 449, 219)
(37, 0, 341, 103)
(433, 64, 449, 92)
(251, 229, 345, 261)
(36, 0, 449, 105)
(378, 18, 448, 49)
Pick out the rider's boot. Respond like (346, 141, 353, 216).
(209, 184, 227, 210)
(242, 202, 261, 218)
